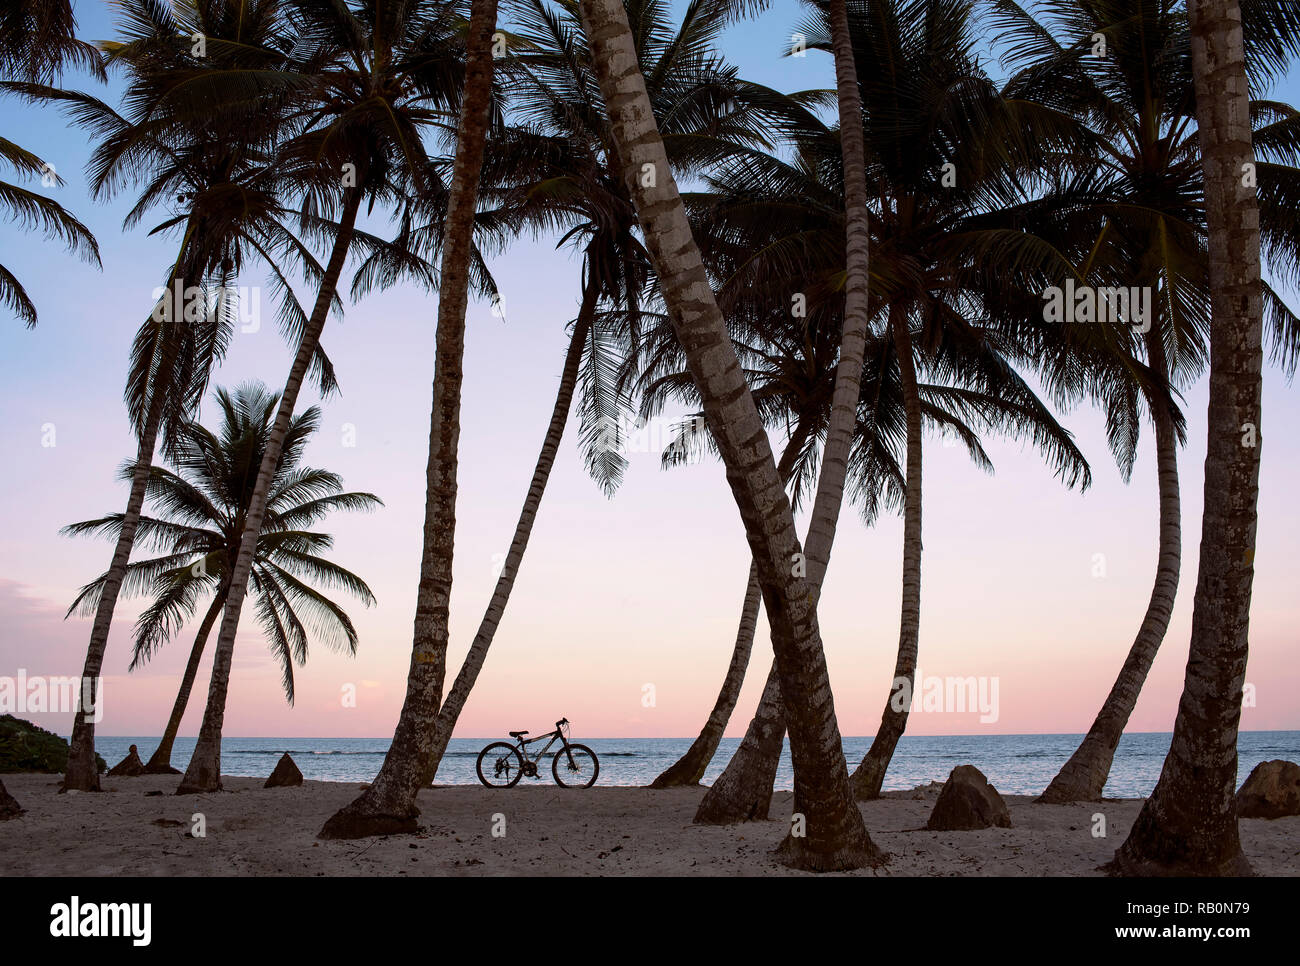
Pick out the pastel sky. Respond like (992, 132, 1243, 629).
(1, 0, 1297, 742)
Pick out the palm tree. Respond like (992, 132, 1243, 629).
(1113, 0, 1267, 876)
(63, 383, 379, 772)
(0, 0, 102, 326)
(684, 0, 1091, 816)
(576, 0, 880, 871)
(0, 118, 101, 326)
(414, 0, 806, 784)
(316, 0, 503, 833)
(644, 0, 877, 794)
(984, 0, 1300, 803)
(49, 0, 340, 790)
(180, 0, 486, 795)
(0, 0, 102, 83)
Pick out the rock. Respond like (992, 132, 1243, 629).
(1235, 759, 1300, 819)
(926, 765, 1013, 831)
(0, 778, 22, 819)
(264, 753, 303, 788)
(0, 715, 106, 774)
(107, 744, 146, 777)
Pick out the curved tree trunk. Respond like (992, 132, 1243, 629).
(575, 0, 879, 871)
(317, 0, 500, 834)
(693, 0, 876, 830)
(144, 590, 226, 774)
(417, 283, 596, 784)
(653, 423, 812, 789)
(1112, 0, 1260, 876)
(177, 187, 364, 795)
(695, 660, 786, 821)
(850, 308, 922, 799)
(1039, 332, 1180, 803)
(65, 248, 193, 792)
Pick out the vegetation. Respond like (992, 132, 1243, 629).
(2, 0, 1293, 874)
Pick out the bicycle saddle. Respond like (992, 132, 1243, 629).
(509, 730, 529, 738)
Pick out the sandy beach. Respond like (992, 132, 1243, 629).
(2, 773, 1296, 876)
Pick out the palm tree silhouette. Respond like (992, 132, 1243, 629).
(64, 382, 379, 773)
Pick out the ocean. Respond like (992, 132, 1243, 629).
(92, 730, 1299, 796)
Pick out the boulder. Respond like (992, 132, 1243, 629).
(0, 715, 106, 774)
(0, 778, 22, 819)
(265, 753, 304, 788)
(926, 764, 1013, 830)
(107, 744, 146, 777)
(1235, 759, 1300, 819)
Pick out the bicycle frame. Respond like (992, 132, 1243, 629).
(513, 728, 573, 766)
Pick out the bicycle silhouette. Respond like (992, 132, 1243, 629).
(475, 718, 599, 788)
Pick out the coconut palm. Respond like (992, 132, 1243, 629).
(49, 0, 345, 790)
(575, 0, 882, 871)
(63, 382, 379, 773)
(316, 0, 502, 833)
(676, 0, 1092, 817)
(636, 281, 1089, 800)
(0, 0, 102, 83)
(1113, 0, 1267, 876)
(0, 115, 101, 326)
(180, 0, 491, 795)
(412, 0, 827, 786)
(984, 0, 1300, 803)
(0, 0, 102, 326)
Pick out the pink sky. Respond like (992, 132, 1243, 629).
(1, 3, 1297, 744)
(2, 231, 1298, 741)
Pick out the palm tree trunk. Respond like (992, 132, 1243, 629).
(695, 660, 786, 820)
(652, 423, 811, 789)
(317, 0, 500, 835)
(64, 246, 193, 792)
(802, 0, 872, 591)
(692, 0, 876, 827)
(144, 590, 226, 774)
(176, 186, 364, 795)
(417, 282, 596, 784)
(1111, 0, 1261, 876)
(1039, 333, 1180, 803)
(576, 0, 879, 871)
(850, 307, 922, 799)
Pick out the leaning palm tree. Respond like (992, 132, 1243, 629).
(64, 383, 379, 773)
(984, 0, 1300, 803)
(316, 0, 502, 833)
(49, 0, 342, 790)
(180, 0, 489, 795)
(576, 0, 880, 871)
(685, 0, 1092, 817)
(1113, 0, 1267, 876)
(416, 0, 826, 787)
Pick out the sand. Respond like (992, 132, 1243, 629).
(1, 773, 1296, 876)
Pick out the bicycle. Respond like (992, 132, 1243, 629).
(475, 718, 599, 788)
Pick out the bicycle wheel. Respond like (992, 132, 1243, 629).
(552, 743, 599, 788)
(476, 742, 525, 788)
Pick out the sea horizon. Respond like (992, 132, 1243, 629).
(87, 730, 1300, 798)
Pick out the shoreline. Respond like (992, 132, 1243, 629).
(2, 773, 1296, 876)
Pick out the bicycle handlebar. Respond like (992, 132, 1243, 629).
(557, 718, 569, 729)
